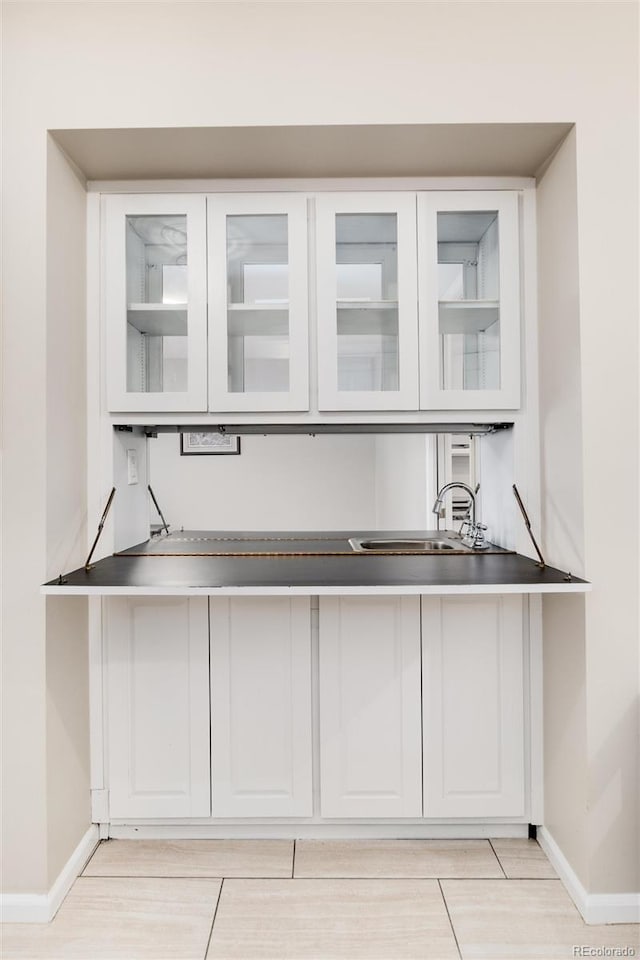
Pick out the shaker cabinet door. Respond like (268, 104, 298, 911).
(210, 597, 313, 817)
(421, 595, 526, 818)
(105, 597, 211, 819)
(318, 596, 422, 817)
(105, 194, 208, 412)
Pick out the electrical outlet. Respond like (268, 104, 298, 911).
(126, 449, 138, 485)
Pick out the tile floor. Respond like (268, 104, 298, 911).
(1, 839, 638, 959)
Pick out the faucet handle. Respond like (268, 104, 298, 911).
(459, 518, 473, 539)
(471, 522, 489, 550)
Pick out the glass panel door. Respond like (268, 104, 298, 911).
(226, 214, 290, 395)
(125, 213, 189, 394)
(208, 195, 308, 411)
(418, 191, 520, 410)
(335, 213, 399, 394)
(437, 210, 501, 392)
(106, 194, 207, 412)
(317, 194, 418, 411)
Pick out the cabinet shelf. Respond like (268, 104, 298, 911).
(337, 301, 399, 336)
(227, 306, 289, 337)
(227, 302, 289, 310)
(337, 300, 398, 309)
(127, 303, 188, 336)
(438, 300, 499, 335)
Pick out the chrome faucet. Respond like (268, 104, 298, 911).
(432, 482, 488, 549)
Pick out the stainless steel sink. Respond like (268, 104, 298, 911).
(348, 537, 470, 554)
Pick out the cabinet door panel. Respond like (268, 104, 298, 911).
(422, 595, 525, 817)
(418, 191, 520, 409)
(319, 596, 422, 817)
(316, 193, 419, 411)
(210, 597, 312, 817)
(105, 194, 208, 412)
(208, 194, 309, 412)
(105, 597, 210, 819)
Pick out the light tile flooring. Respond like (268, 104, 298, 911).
(2, 839, 638, 959)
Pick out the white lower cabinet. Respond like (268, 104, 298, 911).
(105, 597, 211, 819)
(209, 597, 313, 817)
(102, 593, 528, 824)
(421, 595, 526, 818)
(318, 596, 422, 818)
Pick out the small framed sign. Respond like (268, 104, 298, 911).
(180, 432, 241, 456)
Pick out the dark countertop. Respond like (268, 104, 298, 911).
(115, 529, 512, 557)
(43, 530, 588, 594)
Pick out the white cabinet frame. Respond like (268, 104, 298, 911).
(105, 194, 208, 412)
(418, 191, 521, 410)
(208, 194, 309, 412)
(316, 193, 419, 411)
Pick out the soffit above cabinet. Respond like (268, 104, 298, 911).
(50, 122, 572, 182)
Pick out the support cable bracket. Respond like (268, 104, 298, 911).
(85, 487, 116, 570)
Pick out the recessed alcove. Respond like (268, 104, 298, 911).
(3, 0, 636, 924)
(51, 122, 572, 182)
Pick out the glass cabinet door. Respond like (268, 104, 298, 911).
(208, 195, 309, 411)
(316, 194, 419, 411)
(418, 191, 520, 409)
(105, 194, 207, 412)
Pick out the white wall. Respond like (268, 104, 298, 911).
(45, 598, 90, 887)
(374, 435, 431, 530)
(2, 0, 638, 899)
(148, 434, 379, 531)
(114, 430, 149, 551)
(477, 429, 517, 551)
(537, 130, 585, 577)
(538, 126, 639, 895)
(537, 130, 589, 889)
(542, 594, 589, 888)
(146, 433, 435, 533)
(43, 138, 92, 888)
(46, 138, 88, 578)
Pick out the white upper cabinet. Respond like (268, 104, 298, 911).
(103, 188, 523, 415)
(316, 193, 419, 411)
(208, 194, 309, 412)
(105, 194, 208, 412)
(418, 191, 521, 409)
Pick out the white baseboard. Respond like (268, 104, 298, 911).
(1, 824, 99, 924)
(538, 826, 640, 925)
(0, 892, 51, 924)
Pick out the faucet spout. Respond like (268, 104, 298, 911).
(432, 482, 476, 528)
